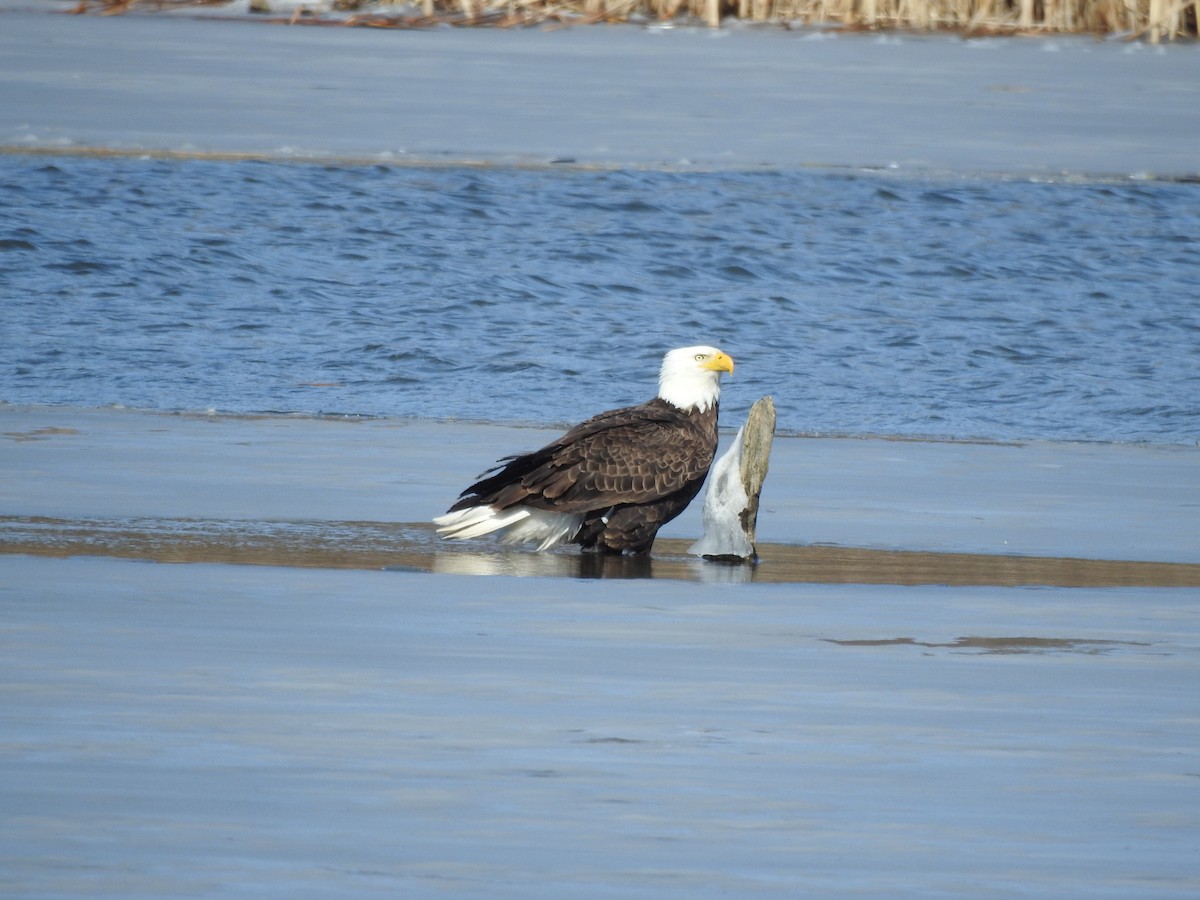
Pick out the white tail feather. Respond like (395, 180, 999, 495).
(434, 505, 583, 551)
(501, 509, 585, 551)
(434, 506, 530, 540)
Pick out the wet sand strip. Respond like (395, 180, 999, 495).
(4, 515, 1198, 587)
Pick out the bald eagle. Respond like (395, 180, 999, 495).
(434, 346, 735, 555)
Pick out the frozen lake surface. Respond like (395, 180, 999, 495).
(3, 407, 1199, 896)
(3, 7, 1200, 176)
(3, 552, 1199, 898)
(2, 9, 1199, 897)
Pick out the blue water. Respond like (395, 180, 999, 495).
(2, 154, 1198, 443)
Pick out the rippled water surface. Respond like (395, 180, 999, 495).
(2, 154, 1197, 443)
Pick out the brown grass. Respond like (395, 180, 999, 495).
(68, 0, 1199, 39)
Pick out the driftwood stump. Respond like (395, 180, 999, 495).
(690, 395, 776, 563)
(737, 395, 776, 555)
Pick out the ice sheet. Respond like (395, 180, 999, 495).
(2, 554, 1198, 897)
(3, 405, 1197, 563)
(1, 7, 1198, 176)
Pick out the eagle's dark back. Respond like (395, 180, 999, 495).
(447, 397, 719, 554)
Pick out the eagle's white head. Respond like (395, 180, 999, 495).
(657, 345, 734, 413)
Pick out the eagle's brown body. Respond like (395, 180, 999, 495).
(446, 397, 719, 554)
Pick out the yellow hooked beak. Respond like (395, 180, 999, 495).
(702, 350, 735, 374)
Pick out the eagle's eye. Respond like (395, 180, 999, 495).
(694, 354, 706, 361)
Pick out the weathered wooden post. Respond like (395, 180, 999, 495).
(737, 395, 775, 552)
(689, 396, 776, 563)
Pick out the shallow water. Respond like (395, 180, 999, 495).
(3, 154, 1198, 443)
(7, 513, 1200, 585)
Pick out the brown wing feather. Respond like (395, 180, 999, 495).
(448, 398, 718, 515)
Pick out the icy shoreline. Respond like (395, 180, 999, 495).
(2, 5, 1199, 177)
(4, 404, 1198, 564)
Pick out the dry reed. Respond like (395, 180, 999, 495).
(70, 0, 1199, 40)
